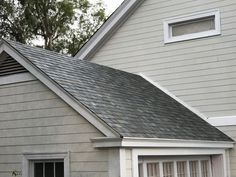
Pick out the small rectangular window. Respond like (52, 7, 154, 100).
(177, 161, 187, 177)
(164, 9, 221, 43)
(189, 161, 199, 177)
(201, 160, 210, 177)
(147, 163, 160, 177)
(163, 162, 174, 177)
(33, 161, 64, 177)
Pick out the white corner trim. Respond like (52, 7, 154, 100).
(91, 137, 234, 149)
(119, 149, 126, 177)
(163, 9, 221, 43)
(132, 148, 227, 177)
(22, 152, 70, 177)
(1, 41, 119, 138)
(207, 116, 236, 127)
(0, 72, 36, 85)
(75, 0, 144, 60)
(139, 73, 208, 120)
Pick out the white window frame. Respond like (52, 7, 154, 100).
(22, 152, 70, 177)
(163, 9, 221, 43)
(140, 156, 212, 177)
(132, 148, 228, 177)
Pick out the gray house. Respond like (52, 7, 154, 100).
(75, 0, 236, 176)
(0, 35, 233, 177)
(0, 0, 235, 177)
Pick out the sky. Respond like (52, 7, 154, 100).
(103, 0, 124, 14)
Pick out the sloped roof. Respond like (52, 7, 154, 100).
(1, 39, 233, 142)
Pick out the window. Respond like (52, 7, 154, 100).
(147, 163, 160, 177)
(189, 161, 199, 177)
(201, 160, 210, 177)
(163, 9, 221, 43)
(177, 161, 187, 177)
(141, 156, 212, 177)
(163, 162, 174, 177)
(34, 160, 64, 177)
(22, 153, 69, 177)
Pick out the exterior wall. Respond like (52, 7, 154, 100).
(218, 126, 236, 177)
(90, 0, 236, 118)
(0, 77, 109, 177)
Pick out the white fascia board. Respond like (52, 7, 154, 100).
(208, 116, 236, 127)
(1, 42, 119, 138)
(139, 73, 208, 120)
(75, 0, 144, 60)
(91, 137, 234, 149)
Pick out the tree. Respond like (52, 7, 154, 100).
(0, 0, 106, 55)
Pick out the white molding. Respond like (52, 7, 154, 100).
(75, 0, 144, 60)
(1, 41, 119, 137)
(119, 149, 126, 177)
(91, 137, 234, 148)
(163, 9, 221, 43)
(207, 116, 236, 126)
(0, 72, 36, 85)
(22, 152, 70, 177)
(139, 73, 208, 120)
(132, 148, 227, 177)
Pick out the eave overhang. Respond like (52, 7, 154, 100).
(91, 137, 234, 149)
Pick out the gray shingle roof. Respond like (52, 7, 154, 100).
(3, 39, 233, 142)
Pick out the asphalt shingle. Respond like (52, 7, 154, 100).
(3, 39, 233, 141)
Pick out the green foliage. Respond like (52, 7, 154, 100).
(0, 0, 107, 55)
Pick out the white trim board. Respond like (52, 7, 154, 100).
(22, 152, 70, 177)
(0, 40, 119, 137)
(0, 72, 36, 85)
(75, 0, 144, 60)
(91, 137, 234, 148)
(163, 9, 221, 43)
(208, 116, 236, 127)
(139, 73, 208, 120)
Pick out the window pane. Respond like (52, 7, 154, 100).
(45, 162, 54, 177)
(138, 163, 143, 177)
(201, 160, 210, 177)
(55, 162, 64, 177)
(34, 163, 43, 177)
(147, 163, 160, 177)
(163, 162, 174, 177)
(171, 16, 215, 37)
(190, 161, 199, 177)
(177, 161, 187, 177)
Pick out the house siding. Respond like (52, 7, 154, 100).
(90, 0, 236, 118)
(0, 78, 109, 177)
(218, 126, 236, 177)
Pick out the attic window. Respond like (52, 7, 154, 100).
(163, 10, 221, 43)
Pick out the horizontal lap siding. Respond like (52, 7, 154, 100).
(0, 79, 108, 177)
(91, 0, 236, 117)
